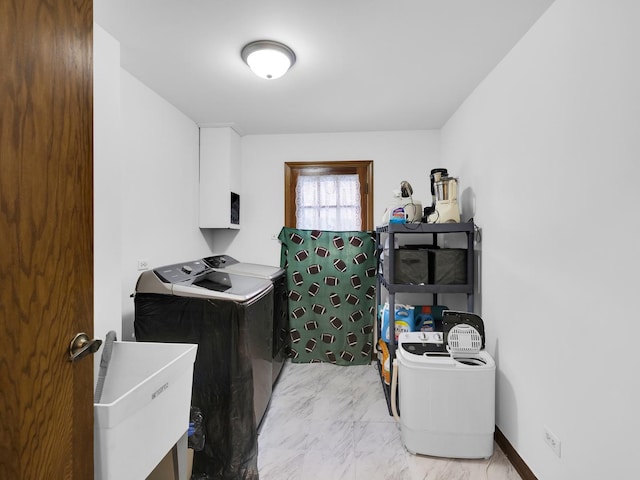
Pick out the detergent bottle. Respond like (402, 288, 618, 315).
(381, 191, 407, 224)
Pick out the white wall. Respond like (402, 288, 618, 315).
(118, 70, 217, 339)
(213, 130, 441, 267)
(93, 24, 122, 378)
(95, 25, 217, 343)
(440, 1, 640, 478)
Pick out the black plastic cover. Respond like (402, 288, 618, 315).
(442, 310, 486, 349)
(134, 293, 258, 480)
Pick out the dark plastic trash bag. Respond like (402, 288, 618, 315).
(135, 293, 259, 480)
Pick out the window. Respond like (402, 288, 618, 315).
(296, 174, 361, 230)
(284, 161, 373, 231)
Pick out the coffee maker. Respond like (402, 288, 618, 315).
(424, 168, 460, 223)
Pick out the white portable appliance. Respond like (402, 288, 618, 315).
(427, 169, 460, 223)
(396, 312, 495, 459)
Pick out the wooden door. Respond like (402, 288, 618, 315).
(0, 0, 94, 478)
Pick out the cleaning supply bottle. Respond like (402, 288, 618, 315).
(380, 302, 415, 342)
(389, 206, 406, 224)
(381, 190, 407, 224)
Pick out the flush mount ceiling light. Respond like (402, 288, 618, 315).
(241, 40, 296, 80)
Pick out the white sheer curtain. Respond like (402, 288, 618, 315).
(295, 174, 362, 230)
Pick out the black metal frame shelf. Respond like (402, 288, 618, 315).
(375, 220, 476, 415)
(378, 275, 473, 294)
(376, 222, 475, 235)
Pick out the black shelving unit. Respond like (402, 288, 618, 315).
(375, 221, 476, 413)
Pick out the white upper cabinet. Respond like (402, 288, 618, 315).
(199, 127, 241, 229)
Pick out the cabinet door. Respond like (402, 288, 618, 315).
(199, 127, 241, 228)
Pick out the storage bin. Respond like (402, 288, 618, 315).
(383, 247, 435, 284)
(428, 248, 467, 284)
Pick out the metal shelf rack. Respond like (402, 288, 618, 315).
(375, 221, 476, 414)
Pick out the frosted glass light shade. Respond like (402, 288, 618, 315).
(241, 40, 296, 80)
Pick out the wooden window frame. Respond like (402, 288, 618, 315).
(284, 160, 374, 230)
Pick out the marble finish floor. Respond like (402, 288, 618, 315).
(257, 361, 522, 480)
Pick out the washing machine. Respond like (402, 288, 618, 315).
(397, 311, 495, 459)
(134, 259, 275, 427)
(202, 254, 288, 384)
(135, 259, 276, 476)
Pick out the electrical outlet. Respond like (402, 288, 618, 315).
(137, 259, 149, 271)
(544, 426, 561, 458)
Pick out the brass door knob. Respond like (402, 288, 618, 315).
(69, 333, 102, 362)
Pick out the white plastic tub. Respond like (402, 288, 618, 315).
(94, 341, 197, 480)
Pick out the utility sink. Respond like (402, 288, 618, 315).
(94, 341, 198, 480)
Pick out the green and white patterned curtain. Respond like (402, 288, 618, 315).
(278, 227, 376, 365)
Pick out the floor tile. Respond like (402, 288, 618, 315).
(258, 361, 522, 480)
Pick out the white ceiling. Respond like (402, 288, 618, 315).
(94, 0, 555, 135)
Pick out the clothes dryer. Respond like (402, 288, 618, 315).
(202, 255, 288, 384)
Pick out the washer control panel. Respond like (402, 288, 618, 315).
(154, 260, 209, 283)
(399, 331, 448, 356)
(202, 255, 239, 269)
(419, 332, 443, 343)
